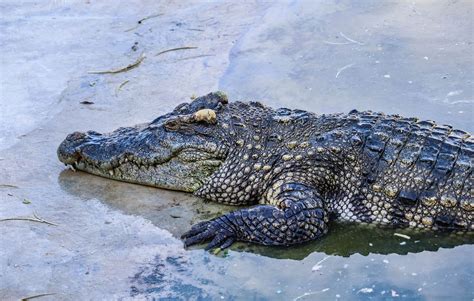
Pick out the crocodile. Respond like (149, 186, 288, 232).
(58, 92, 473, 250)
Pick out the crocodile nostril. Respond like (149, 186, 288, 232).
(86, 130, 102, 137)
(69, 131, 88, 141)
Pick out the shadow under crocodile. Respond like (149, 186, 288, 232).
(58, 170, 473, 260)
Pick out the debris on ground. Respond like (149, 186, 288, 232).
(155, 46, 198, 57)
(88, 53, 145, 74)
(125, 13, 164, 32)
(20, 293, 56, 301)
(80, 100, 94, 105)
(0, 184, 19, 188)
(357, 288, 374, 294)
(0, 211, 58, 226)
(394, 233, 411, 240)
(311, 256, 331, 272)
(115, 80, 130, 96)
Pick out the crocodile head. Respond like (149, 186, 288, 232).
(57, 92, 231, 192)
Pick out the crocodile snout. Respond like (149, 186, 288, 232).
(57, 131, 92, 164)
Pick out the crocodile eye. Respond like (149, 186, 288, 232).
(164, 119, 180, 131)
(164, 109, 217, 133)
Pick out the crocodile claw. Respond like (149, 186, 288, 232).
(181, 218, 236, 250)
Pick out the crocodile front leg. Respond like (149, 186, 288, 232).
(182, 183, 329, 250)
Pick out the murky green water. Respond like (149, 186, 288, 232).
(1, 0, 472, 300)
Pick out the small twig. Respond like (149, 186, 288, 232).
(315, 255, 331, 266)
(293, 292, 320, 301)
(293, 288, 330, 301)
(137, 13, 164, 24)
(124, 24, 140, 32)
(115, 80, 130, 96)
(335, 63, 355, 78)
(312, 255, 331, 272)
(88, 53, 145, 74)
(124, 13, 164, 32)
(394, 233, 411, 240)
(339, 32, 365, 45)
(21, 293, 56, 300)
(0, 184, 19, 188)
(0, 212, 58, 226)
(155, 46, 198, 57)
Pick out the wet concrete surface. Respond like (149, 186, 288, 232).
(1, 1, 473, 300)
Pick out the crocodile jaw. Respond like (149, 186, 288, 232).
(57, 129, 225, 192)
(67, 155, 222, 192)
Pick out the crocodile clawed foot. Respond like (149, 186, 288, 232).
(181, 218, 236, 251)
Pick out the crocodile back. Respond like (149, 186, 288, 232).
(326, 111, 473, 230)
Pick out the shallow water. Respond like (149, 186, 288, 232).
(221, 1, 473, 131)
(1, 1, 473, 300)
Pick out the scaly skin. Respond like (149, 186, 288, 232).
(58, 92, 474, 250)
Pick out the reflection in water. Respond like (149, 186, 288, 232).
(58, 169, 236, 238)
(128, 242, 473, 300)
(58, 170, 473, 261)
(240, 224, 473, 260)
